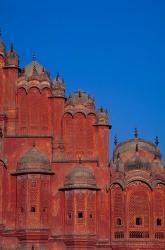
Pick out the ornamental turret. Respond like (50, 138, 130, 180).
(0, 34, 5, 57)
(95, 107, 111, 167)
(52, 73, 65, 97)
(6, 43, 19, 67)
(96, 107, 109, 126)
(60, 163, 99, 249)
(65, 90, 95, 114)
(12, 145, 53, 250)
(17, 56, 51, 90)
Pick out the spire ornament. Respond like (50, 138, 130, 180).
(10, 43, 14, 52)
(56, 72, 59, 81)
(114, 133, 118, 146)
(155, 136, 159, 147)
(134, 128, 138, 138)
(32, 53, 36, 61)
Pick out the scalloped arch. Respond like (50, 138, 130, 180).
(17, 87, 28, 95)
(152, 180, 165, 189)
(28, 86, 41, 94)
(126, 178, 153, 190)
(63, 112, 74, 119)
(73, 111, 87, 118)
(109, 181, 125, 190)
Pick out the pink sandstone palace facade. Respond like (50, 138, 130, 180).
(0, 36, 165, 250)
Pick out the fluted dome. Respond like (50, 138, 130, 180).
(12, 146, 54, 175)
(65, 90, 95, 112)
(112, 138, 163, 172)
(61, 164, 99, 190)
(17, 58, 51, 89)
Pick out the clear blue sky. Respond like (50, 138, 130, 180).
(1, 0, 165, 160)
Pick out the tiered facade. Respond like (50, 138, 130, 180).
(0, 37, 165, 250)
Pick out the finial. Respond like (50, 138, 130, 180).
(78, 90, 82, 97)
(100, 107, 104, 112)
(32, 141, 36, 147)
(56, 72, 59, 81)
(32, 53, 36, 61)
(10, 43, 13, 52)
(42, 66, 45, 72)
(155, 136, 159, 147)
(134, 128, 138, 138)
(32, 245, 35, 250)
(114, 133, 118, 146)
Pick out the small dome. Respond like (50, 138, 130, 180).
(24, 60, 43, 78)
(52, 73, 65, 97)
(112, 138, 164, 173)
(6, 44, 19, 66)
(65, 90, 95, 112)
(17, 58, 51, 89)
(96, 107, 110, 127)
(61, 164, 99, 190)
(13, 146, 54, 175)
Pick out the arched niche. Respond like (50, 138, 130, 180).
(153, 183, 165, 232)
(110, 183, 125, 240)
(86, 113, 96, 155)
(73, 112, 87, 156)
(126, 181, 151, 234)
(62, 112, 74, 156)
(17, 87, 28, 135)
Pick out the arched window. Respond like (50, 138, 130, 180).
(136, 217, 142, 225)
(156, 218, 162, 226)
(117, 218, 122, 225)
(78, 211, 83, 219)
(89, 213, 93, 219)
(31, 207, 36, 213)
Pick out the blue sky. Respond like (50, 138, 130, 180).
(1, 0, 165, 160)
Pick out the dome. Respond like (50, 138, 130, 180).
(65, 90, 95, 112)
(112, 138, 163, 172)
(96, 107, 111, 127)
(12, 146, 54, 175)
(17, 58, 51, 88)
(61, 164, 99, 190)
(24, 59, 43, 77)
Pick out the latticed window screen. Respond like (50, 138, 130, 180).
(128, 190, 149, 228)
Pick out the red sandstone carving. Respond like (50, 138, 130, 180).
(0, 37, 164, 250)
